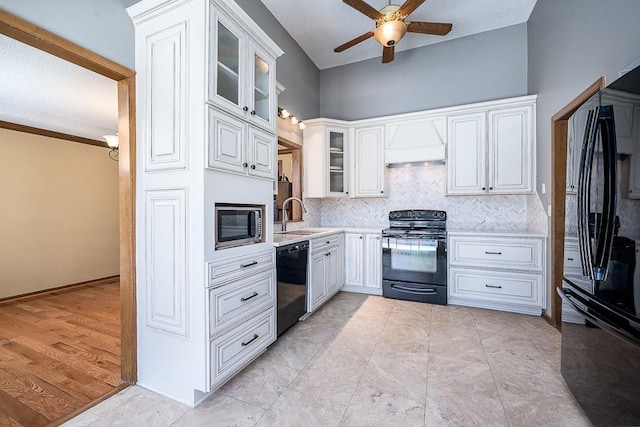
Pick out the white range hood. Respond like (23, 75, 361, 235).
(384, 115, 446, 164)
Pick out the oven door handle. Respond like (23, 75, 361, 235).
(390, 283, 438, 295)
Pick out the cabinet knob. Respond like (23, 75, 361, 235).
(243, 106, 249, 112)
(482, 187, 486, 190)
(250, 110, 256, 116)
(489, 187, 493, 190)
(242, 162, 248, 168)
(250, 164, 256, 170)
(346, 191, 349, 195)
(380, 191, 384, 194)
(325, 252, 331, 256)
(359, 236, 363, 239)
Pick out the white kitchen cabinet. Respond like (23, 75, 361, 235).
(209, 7, 277, 133)
(129, 0, 282, 407)
(354, 126, 386, 197)
(208, 106, 276, 180)
(343, 232, 382, 295)
(308, 233, 343, 312)
(446, 112, 486, 194)
(447, 98, 535, 195)
(303, 121, 350, 198)
(448, 232, 545, 315)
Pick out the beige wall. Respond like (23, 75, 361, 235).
(0, 129, 119, 298)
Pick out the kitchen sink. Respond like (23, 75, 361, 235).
(275, 229, 321, 235)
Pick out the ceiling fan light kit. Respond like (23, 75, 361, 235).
(336, 0, 452, 64)
(374, 20, 407, 47)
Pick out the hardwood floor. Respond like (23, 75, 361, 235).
(0, 278, 123, 426)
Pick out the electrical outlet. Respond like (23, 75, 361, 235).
(541, 182, 546, 194)
(547, 205, 552, 217)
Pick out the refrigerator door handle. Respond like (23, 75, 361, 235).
(577, 108, 598, 279)
(592, 106, 618, 281)
(557, 286, 640, 347)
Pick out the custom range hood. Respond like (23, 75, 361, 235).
(384, 115, 446, 165)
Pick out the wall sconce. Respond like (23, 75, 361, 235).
(278, 107, 305, 130)
(103, 134, 119, 161)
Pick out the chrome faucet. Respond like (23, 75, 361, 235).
(282, 197, 307, 232)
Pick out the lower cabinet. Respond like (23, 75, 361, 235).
(343, 232, 382, 295)
(207, 248, 276, 390)
(308, 233, 343, 313)
(448, 233, 545, 315)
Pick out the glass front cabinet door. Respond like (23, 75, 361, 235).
(209, 9, 276, 133)
(327, 127, 349, 197)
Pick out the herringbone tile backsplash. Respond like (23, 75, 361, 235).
(308, 165, 546, 231)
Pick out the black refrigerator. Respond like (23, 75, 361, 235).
(560, 64, 640, 426)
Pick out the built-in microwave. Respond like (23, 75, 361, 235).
(215, 204, 264, 250)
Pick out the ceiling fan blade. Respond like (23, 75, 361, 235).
(343, 0, 383, 20)
(397, 0, 426, 17)
(382, 46, 395, 63)
(334, 31, 375, 53)
(407, 21, 453, 36)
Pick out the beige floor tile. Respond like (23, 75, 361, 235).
(256, 389, 346, 427)
(61, 412, 100, 427)
(359, 351, 428, 403)
(290, 316, 347, 343)
(341, 382, 425, 427)
(499, 389, 591, 427)
(171, 394, 265, 427)
(217, 358, 300, 409)
(84, 394, 188, 426)
(425, 387, 509, 426)
(260, 333, 325, 371)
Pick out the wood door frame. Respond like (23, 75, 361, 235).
(0, 10, 137, 382)
(549, 77, 605, 329)
(278, 137, 303, 221)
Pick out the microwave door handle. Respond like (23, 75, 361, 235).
(593, 108, 618, 281)
(577, 108, 597, 279)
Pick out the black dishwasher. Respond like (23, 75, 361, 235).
(276, 241, 309, 336)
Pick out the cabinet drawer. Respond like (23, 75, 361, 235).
(449, 237, 543, 271)
(210, 308, 276, 388)
(208, 249, 274, 286)
(563, 244, 582, 271)
(449, 268, 542, 307)
(209, 269, 275, 335)
(311, 234, 341, 254)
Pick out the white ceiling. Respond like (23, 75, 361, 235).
(0, 34, 118, 142)
(260, 0, 538, 70)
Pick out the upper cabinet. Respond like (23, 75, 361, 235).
(209, 6, 277, 133)
(447, 98, 536, 195)
(303, 121, 351, 198)
(354, 125, 385, 197)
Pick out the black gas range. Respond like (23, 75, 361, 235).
(382, 210, 447, 305)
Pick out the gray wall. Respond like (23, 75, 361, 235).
(0, 0, 138, 68)
(319, 24, 528, 120)
(527, 0, 640, 209)
(235, 0, 320, 121)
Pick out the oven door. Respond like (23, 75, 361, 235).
(382, 236, 447, 285)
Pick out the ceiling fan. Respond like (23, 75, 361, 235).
(334, 0, 453, 63)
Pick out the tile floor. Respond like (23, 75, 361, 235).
(63, 293, 592, 426)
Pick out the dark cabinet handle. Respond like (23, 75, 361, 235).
(240, 292, 259, 302)
(240, 261, 258, 268)
(359, 236, 363, 239)
(241, 334, 259, 347)
(482, 187, 486, 190)
(489, 187, 493, 190)
(346, 191, 349, 194)
(325, 252, 331, 256)
(485, 251, 502, 255)
(242, 162, 248, 168)
(485, 284, 502, 289)
(250, 164, 256, 169)
(380, 191, 384, 194)
(243, 106, 249, 112)
(250, 110, 256, 115)
(567, 257, 574, 261)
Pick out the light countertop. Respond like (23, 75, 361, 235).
(447, 229, 548, 238)
(273, 227, 383, 247)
